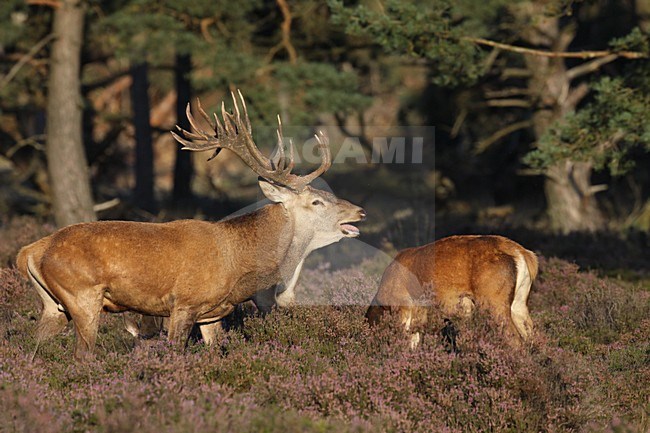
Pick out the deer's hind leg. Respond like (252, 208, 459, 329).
(198, 321, 224, 345)
(476, 286, 520, 345)
(473, 256, 523, 344)
(26, 264, 69, 361)
(29, 274, 69, 341)
(53, 285, 105, 361)
(124, 314, 165, 339)
(36, 308, 69, 348)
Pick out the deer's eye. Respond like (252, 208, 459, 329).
(312, 199, 324, 206)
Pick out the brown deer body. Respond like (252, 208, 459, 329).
(366, 235, 537, 347)
(17, 91, 365, 359)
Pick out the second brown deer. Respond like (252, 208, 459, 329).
(16, 91, 366, 360)
(366, 235, 537, 348)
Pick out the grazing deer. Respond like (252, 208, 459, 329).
(16, 91, 366, 360)
(366, 235, 537, 348)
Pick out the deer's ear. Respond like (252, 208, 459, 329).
(259, 179, 295, 203)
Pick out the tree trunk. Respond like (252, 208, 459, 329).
(172, 53, 193, 206)
(545, 160, 605, 233)
(519, 3, 605, 232)
(45, 0, 96, 227)
(131, 62, 156, 213)
(637, 0, 650, 32)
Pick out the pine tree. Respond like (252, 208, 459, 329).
(45, 0, 96, 226)
(331, 0, 650, 233)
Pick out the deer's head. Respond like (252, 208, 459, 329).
(259, 180, 365, 249)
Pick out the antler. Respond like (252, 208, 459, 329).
(171, 90, 331, 191)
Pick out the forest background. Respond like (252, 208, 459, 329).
(0, 1, 649, 432)
(1, 0, 649, 240)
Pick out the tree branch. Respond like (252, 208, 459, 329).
(484, 88, 530, 98)
(82, 69, 131, 93)
(475, 120, 533, 154)
(565, 82, 589, 109)
(6, 134, 46, 157)
(567, 54, 618, 80)
(588, 184, 608, 194)
(500, 68, 531, 79)
(481, 46, 501, 73)
(484, 99, 531, 108)
(0, 33, 55, 91)
(93, 198, 120, 213)
(450, 108, 467, 138)
(200, 17, 215, 42)
(26, 0, 61, 8)
(463, 36, 647, 59)
(275, 0, 298, 64)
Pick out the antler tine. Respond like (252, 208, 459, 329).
(274, 128, 286, 170)
(273, 114, 288, 170)
(196, 99, 215, 130)
(169, 102, 223, 160)
(172, 98, 255, 164)
(272, 115, 296, 176)
(230, 91, 241, 126)
(221, 95, 270, 168)
(213, 112, 225, 137)
(293, 130, 332, 188)
(186, 103, 208, 139)
(221, 101, 235, 135)
(315, 130, 332, 172)
(170, 129, 196, 149)
(177, 103, 218, 149)
(237, 89, 252, 134)
(283, 138, 296, 174)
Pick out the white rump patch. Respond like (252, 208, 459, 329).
(511, 253, 533, 339)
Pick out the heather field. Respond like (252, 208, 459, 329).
(1, 218, 649, 433)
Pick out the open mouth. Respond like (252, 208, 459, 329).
(340, 222, 361, 237)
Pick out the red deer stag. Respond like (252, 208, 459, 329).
(17, 91, 366, 360)
(366, 235, 537, 348)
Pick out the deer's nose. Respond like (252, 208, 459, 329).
(358, 208, 367, 221)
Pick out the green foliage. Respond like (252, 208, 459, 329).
(609, 27, 650, 54)
(92, 1, 221, 64)
(608, 344, 650, 372)
(329, 0, 650, 205)
(91, 0, 371, 146)
(0, 0, 29, 46)
(329, 0, 514, 86)
(92, 0, 265, 64)
(274, 62, 369, 116)
(0, 2, 52, 107)
(525, 69, 650, 175)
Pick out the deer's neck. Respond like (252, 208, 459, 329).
(220, 203, 316, 301)
(226, 203, 308, 276)
(278, 205, 316, 281)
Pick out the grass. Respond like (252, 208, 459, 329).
(0, 218, 649, 432)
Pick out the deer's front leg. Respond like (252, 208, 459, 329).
(168, 308, 197, 348)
